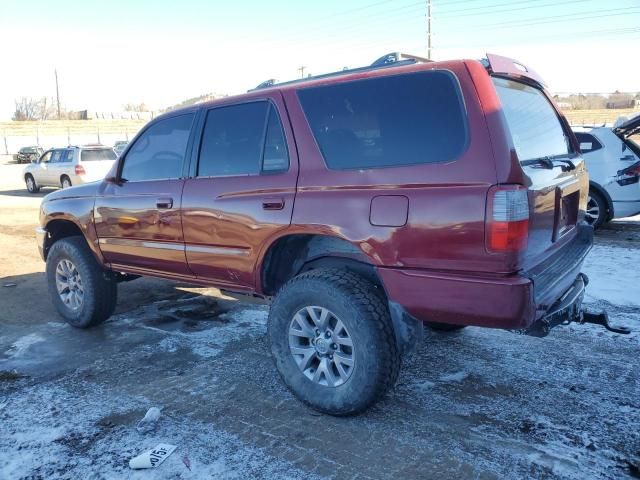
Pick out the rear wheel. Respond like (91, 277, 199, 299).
(268, 269, 400, 415)
(46, 236, 117, 328)
(61, 176, 72, 189)
(586, 190, 607, 228)
(25, 174, 39, 193)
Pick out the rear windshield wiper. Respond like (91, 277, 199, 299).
(521, 155, 576, 171)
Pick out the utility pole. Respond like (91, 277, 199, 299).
(55, 68, 61, 119)
(427, 0, 432, 60)
(298, 65, 306, 78)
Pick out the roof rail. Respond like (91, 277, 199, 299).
(250, 52, 432, 91)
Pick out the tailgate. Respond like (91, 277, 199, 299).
(492, 76, 590, 274)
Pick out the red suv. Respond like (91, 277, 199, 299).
(37, 53, 593, 415)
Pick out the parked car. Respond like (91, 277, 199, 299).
(573, 115, 640, 227)
(23, 145, 117, 193)
(113, 141, 128, 156)
(16, 146, 44, 164)
(36, 53, 593, 415)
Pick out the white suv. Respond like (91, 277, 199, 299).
(573, 114, 640, 227)
(23, 145, 117, 193)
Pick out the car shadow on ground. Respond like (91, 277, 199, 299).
(0, 271, 210, 324)
(0, 188, 52, 198)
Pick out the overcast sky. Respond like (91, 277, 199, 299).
(0, 0, 639, 120)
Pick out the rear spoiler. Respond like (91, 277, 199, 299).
(484, 53, 547, 89)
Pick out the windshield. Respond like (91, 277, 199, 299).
(493, 77, 570, 162)
(81, 148, 117, 161)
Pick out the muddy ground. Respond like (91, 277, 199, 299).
(1, 157, 639, 479)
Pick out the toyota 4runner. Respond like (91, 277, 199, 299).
(37, 53, 596, 415)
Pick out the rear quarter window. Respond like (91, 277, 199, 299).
(574, 132, 603, 153)
(297, 70, 468, 170)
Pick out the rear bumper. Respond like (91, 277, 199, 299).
(613, 200, 640, 219)
(378, 223, 593, 330)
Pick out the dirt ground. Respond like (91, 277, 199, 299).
(1, 156, 639, 479)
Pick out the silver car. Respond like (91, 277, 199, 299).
(23, 145, 117, 193)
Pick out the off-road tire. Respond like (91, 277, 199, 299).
(425, 321, 466, 332)
(46, 236, 117, 328)
(25, 174, 39, 193)
(268, 269, 400, 415)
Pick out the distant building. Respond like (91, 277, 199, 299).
(605, 99, 640, 109)
(556, 101, 573, 110)
(68, 110, 155, 120)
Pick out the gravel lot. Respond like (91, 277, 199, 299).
(1, 156, 639, 479)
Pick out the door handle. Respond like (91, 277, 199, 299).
(156, 197, 173, 209)
(262, 197, 284, 210)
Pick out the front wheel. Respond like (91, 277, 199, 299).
(46, 236, 117, 328)
(268, 269, 400, 415)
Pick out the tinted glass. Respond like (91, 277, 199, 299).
(121, 113, 194, 182)
(262, 106, 289, 172)
(50, 150, 63, 163)
(493, 77, 569, 162)
(298, 71, 468, 170)
(198, 102, 269, 177)
(574, 132, 602, 153)
(81, 148, 117, 161)
(40, 152, 52, 163)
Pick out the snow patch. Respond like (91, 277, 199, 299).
(439, 371, 469, 383)
(6, 333, 45, 358)
(582, 244, 639, 307)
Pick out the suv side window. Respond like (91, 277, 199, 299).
(61, 149, 74, 162)
(298, 71, 468, 170)
(575, 132, 603, 153)
(40, 151, 52, 163)
(50, 150, 63, 163)
(197, 102, 288, 177)
(121, 113, 194, 182)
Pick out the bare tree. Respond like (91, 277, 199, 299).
(123, 102, 149, 112)
(12, 96, 58, 121)
(12, 97, 40, 121)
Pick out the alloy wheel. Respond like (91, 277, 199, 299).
(585, 195, 600, 225)
(55, 259, 84, 311)
(288, 306, 355, 387)
(26, 177, 35, 192)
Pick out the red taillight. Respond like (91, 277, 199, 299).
(75, 164, 86, 175)
(621, 161, 640, 176)
(486, 185, 530, 253)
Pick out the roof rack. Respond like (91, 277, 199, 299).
(250, 52, 432, 91)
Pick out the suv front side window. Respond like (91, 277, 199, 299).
(120, 113, 195, 182)
(40, 151, 52, 163)
(50, 150, 63, 163)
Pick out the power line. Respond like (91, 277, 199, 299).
(439, 0, 594, 18)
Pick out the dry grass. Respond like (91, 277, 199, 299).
(0, 119, 147, 136)
(562, 108, 640, 126)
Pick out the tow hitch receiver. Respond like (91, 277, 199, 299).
(580, 310, 631, 334)
(522, 274, 631, 336)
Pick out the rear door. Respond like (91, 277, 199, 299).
(491, 76, 588, 271)
(94, 112, 196, 276)
(181, 93, 298, 291)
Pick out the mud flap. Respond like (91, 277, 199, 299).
(388, 301, 424, 356)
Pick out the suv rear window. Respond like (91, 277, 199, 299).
(493, 77, 570, 162)
(298, 71, 468, 170)
(81, 148, 117, 162)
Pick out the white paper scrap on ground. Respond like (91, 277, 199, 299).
(129, 443, 177, 469)
(136, 407, 161, 433)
